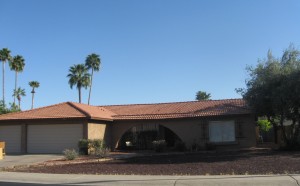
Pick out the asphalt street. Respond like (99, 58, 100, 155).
(0, 172, 299, 186)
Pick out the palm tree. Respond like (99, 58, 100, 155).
(85, 53, 101, 105)
(67, 64, 90, 103)
(0, 48, 12, 105)
(29, 81, 40, 109)
(10, 55, 25, 105)
(13, 87, 26, 110)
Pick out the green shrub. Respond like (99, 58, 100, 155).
(90, 139, 105, 149)
(257, 119, 272, 132)
(78, 139, 90, 155)
(152, 140, 167, 152)
(78, 139, 89, 148)
(174, 141, 186, 152)
(63, 149, 78, 160)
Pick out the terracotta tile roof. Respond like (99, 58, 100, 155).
(103, 99, 251, 120)
(0, 102, 114, 121)
(0, 99, 251, 121)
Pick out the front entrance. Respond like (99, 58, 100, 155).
(117, 124, 181, 150)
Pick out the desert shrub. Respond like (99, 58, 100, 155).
(89, 139, 110, 158)
(63, 149, 78, 160)
(94, 147, 110, 158)
(174, 141, 186, 152)
(152, 140, 167, 152)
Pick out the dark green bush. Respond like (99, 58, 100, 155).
(90, 139, 105, 149)
(78, 139, 90, 155)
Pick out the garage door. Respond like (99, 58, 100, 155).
(0, 125, 22, 154)
(27, 124, 83, 154)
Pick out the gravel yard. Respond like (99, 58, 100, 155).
(10, 150, 300, 175)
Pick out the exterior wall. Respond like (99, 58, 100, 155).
(87, 121, 112, 148)
(111, 114, 256, 150)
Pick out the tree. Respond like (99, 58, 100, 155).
(237, 45, 300, 148)
(67, 64, 90, 103)
(257, 119, 272, 132)
(12, 87, 26, 110)
(0, 48, 12, 104)
(29, 81, 40, 109)
(10, 55, 25, 105)
(195, 91, 211, 101)
(85, 53, 101, 105)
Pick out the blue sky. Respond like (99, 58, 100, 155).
(1, 0, 300, 110)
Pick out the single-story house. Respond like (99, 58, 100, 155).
(0, 99, 256, 154)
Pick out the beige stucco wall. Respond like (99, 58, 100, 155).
(110, 114, 256, 150)
(87, 122, 112, 147)
(88, 123, 106, 139)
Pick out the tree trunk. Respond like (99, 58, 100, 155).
(2, 61, 5, 105)
(280, 114, 288, 144)
(31, 91, 34, 109)
(78, 88, 81, 103)
(268, 116, 278, 144)
(18, 99, 20, 110)
(14, 71, 18, 105)
(88, 69, 94, 105)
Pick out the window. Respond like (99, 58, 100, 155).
(209, 121, 235, 143)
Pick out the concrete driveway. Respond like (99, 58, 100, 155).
(0, 155, 63, 169)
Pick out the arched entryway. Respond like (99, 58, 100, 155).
(117, 124, 182, 150)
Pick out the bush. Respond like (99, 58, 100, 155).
(257, 119, 272, 132)
(152, 140, 167, 152)
(174, 141, 186, 152)
(89, 139, 110, 158)
(90, 139, 104, 149)
(63, 149, 78, 160)
(78, 139, 90, 155)
(94, 147, 110, 158)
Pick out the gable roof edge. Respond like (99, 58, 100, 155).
(67, 102, 91, 118)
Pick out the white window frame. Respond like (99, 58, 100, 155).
(209, 120, 235, 143)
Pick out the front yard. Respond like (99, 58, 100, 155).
(10, 150, 300, 175)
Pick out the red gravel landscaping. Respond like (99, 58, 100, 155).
(11, 150, 300, 175)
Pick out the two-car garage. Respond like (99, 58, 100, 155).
(0, 124, 83, 154)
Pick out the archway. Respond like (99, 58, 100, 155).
(116, 124, 182, 150)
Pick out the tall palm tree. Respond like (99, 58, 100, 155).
(85, 53, 101, 105)
(29, 81, 40, 109)
(10, 55, 25, 105)
(0, 48, 12, 105)
(12, 87, 26, 110)
(67, 64, 90, 103)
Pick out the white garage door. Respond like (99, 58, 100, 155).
(28, 124, 83, 154)
(0, 125, 22, 154)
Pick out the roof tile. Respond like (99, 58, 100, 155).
(0, 99, 251, 121)
(103, 99, 251, 120)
